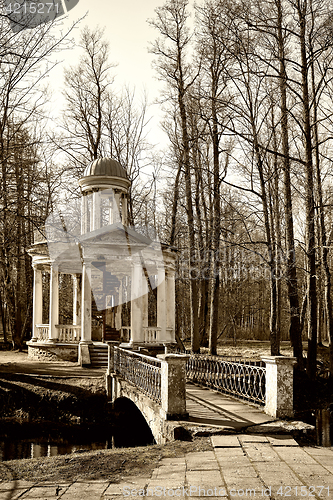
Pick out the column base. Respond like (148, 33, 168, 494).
(79, 340, 93, 345)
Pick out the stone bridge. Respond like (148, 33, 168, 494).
(105, 345, 297, 445)
(106, 346, 190, 444)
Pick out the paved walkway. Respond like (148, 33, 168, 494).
(1, 434, 333, 499)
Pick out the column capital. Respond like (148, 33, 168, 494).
(261, 356, 297, 366)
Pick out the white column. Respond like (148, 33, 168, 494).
(72, 275, 81, 326)
(142, 272, 149, 341)
(109, 193, 114, 225)
(89, 193, 94, 231)
(81, 263, 92, 343)
(157, 266, 166, 342)
(32, 266, 43, 341)
(92, 190, 101, 231)
(115, 280, 122, 331)
(166, 270, 175, 342)
(130, 261, 143, 344)
(48, 264, 59, 342)
(81, 194, 88, 234)
(122, 195, 128, 225)
(114, 191, 121, 223)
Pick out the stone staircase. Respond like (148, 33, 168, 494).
(104, 326, 120, 342)
(88, 344, 109, 368)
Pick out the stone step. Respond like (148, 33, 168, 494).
(89, 345, 109, 367)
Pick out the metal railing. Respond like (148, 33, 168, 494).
(186, 355, 266, 405)
(113, 346, 162, 403)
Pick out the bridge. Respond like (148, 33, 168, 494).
(106, 345, 297, 445)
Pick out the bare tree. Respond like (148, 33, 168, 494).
(149, 0, 201, 352)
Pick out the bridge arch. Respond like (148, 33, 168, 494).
(112, 377, 173, 445)
(108, 347, 190, 444)
(113, 397, 155, 447)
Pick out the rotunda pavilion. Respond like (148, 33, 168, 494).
(27, 158, 177, 363)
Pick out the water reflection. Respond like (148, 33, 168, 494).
(0, 439, 108, 461)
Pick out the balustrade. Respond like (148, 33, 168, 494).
(56, 325, 81, 343)
(143, 327, 161, 343)
(36, 325, 49, 341)
(35, 324, 81, 343)
(120, 327, 131, 342)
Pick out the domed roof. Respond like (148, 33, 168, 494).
(83, 158, 128, 179)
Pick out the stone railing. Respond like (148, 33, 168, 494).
(36, 324, 49, 341)
(56, 325, 81, 343)
(144, 327, 161, 343)
(120, 327, 131, 342)
(35, 324, 81, 343)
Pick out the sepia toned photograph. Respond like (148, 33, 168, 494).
(0, 0, 332, 498)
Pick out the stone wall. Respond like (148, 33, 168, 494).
(27, 342, 78, 362)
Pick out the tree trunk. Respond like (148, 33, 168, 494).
(276, 0, 304, 368)
(297, 3, 317, 378)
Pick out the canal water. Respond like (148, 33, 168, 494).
(0, 399, 155, 461)
(0, 439, 109, 461)
(0, 422, 114, 461)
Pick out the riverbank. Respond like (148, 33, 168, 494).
(0, 437, 212, 483)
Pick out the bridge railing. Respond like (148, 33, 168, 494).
(186, 355, 266, 405)
(113, 346, 162, 403)
(109, 346, 189, 419)
(186, 354, 297, 418)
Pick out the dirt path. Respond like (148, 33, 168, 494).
(0, 349, 104, 377)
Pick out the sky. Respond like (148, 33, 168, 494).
(48, 0, 169, 150)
